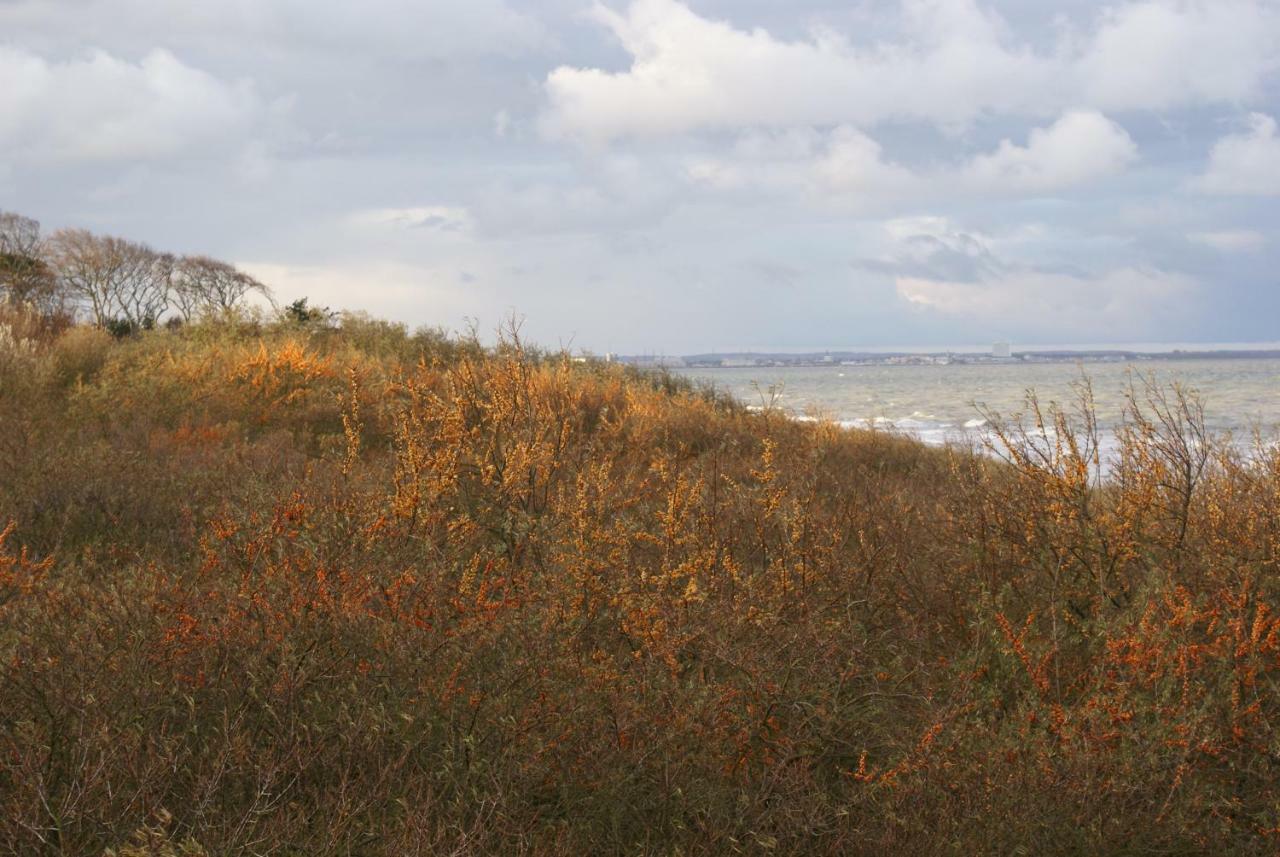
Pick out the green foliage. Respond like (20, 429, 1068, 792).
(104, 315, 156, 338)
(284, 296, 333, 326)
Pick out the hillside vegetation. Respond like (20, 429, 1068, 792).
(2, 301, 1280, 855)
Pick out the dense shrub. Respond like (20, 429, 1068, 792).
(1, 319, 1278, 854)
(50, 325, 114, 387)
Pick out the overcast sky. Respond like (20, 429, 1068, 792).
(3, 0, 1279, 352)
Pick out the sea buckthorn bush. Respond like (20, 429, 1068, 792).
(1, 314, 1279, 854)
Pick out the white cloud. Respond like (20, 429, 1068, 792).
(959, 110, 1136, 193)
(240, 259, 485, 323)
(685, 111, 1135, 205)
(685, 125, 917, 204)
(543, 0, 1039, 142)
(1186, 229, 1267, 251)
(1193, 113, 1280, 195)
(1076, 1, 1279, 112)
(879, 216, 1197, 337)
(897, 267, 1196, 335)
(0, 47, 267, 165)
(543, 0, 1279, 143)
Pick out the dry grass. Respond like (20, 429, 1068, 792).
(2, 307, 1279, 854)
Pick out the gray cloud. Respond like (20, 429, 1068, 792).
(2, 0, 1279, 351)
(865, 217, 1202, 340)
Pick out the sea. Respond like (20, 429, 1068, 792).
(676, 356, 1280, 460)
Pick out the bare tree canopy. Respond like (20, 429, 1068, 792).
(0, 212, 40, 259)
(6, 216, 270, 329)
(0, 211, 59, 311)
(171, 255, 272, 321)
(118, 251, 173, 330)
(47, 229, 171, 329)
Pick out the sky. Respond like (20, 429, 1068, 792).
(2, 0, 1279, 353)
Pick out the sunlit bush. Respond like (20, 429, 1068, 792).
(51, 324, 113, 387)
(1, 316, 1278, 854)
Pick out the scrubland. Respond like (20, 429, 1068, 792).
(2, 303, 1279, 855)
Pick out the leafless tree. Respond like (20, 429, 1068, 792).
(0, 211, 59, 311)
(171, 255, 272, 321)
(0, 212, 40, 260)
(118, 251, 173, 329)
(46, 229, 172, 328)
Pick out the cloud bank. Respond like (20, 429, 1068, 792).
(0, 47, 267, 165)
(543, 0, 1280, 142)
(2, 0, 1279, 350)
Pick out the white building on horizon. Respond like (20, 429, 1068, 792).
(992, 341, 1012, 359)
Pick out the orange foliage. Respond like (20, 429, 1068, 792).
(2, 321, 1280, 853)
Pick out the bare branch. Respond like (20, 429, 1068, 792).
(0, 212, 60, 313)
(46, 230, 171, 329)
(172, 255, 272, 321)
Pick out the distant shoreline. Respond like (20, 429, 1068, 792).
(619, 349, 1280, 369)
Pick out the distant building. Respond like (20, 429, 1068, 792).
(992, 341, 1012, 359)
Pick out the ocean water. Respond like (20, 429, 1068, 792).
(677, 358, 1280, 454)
